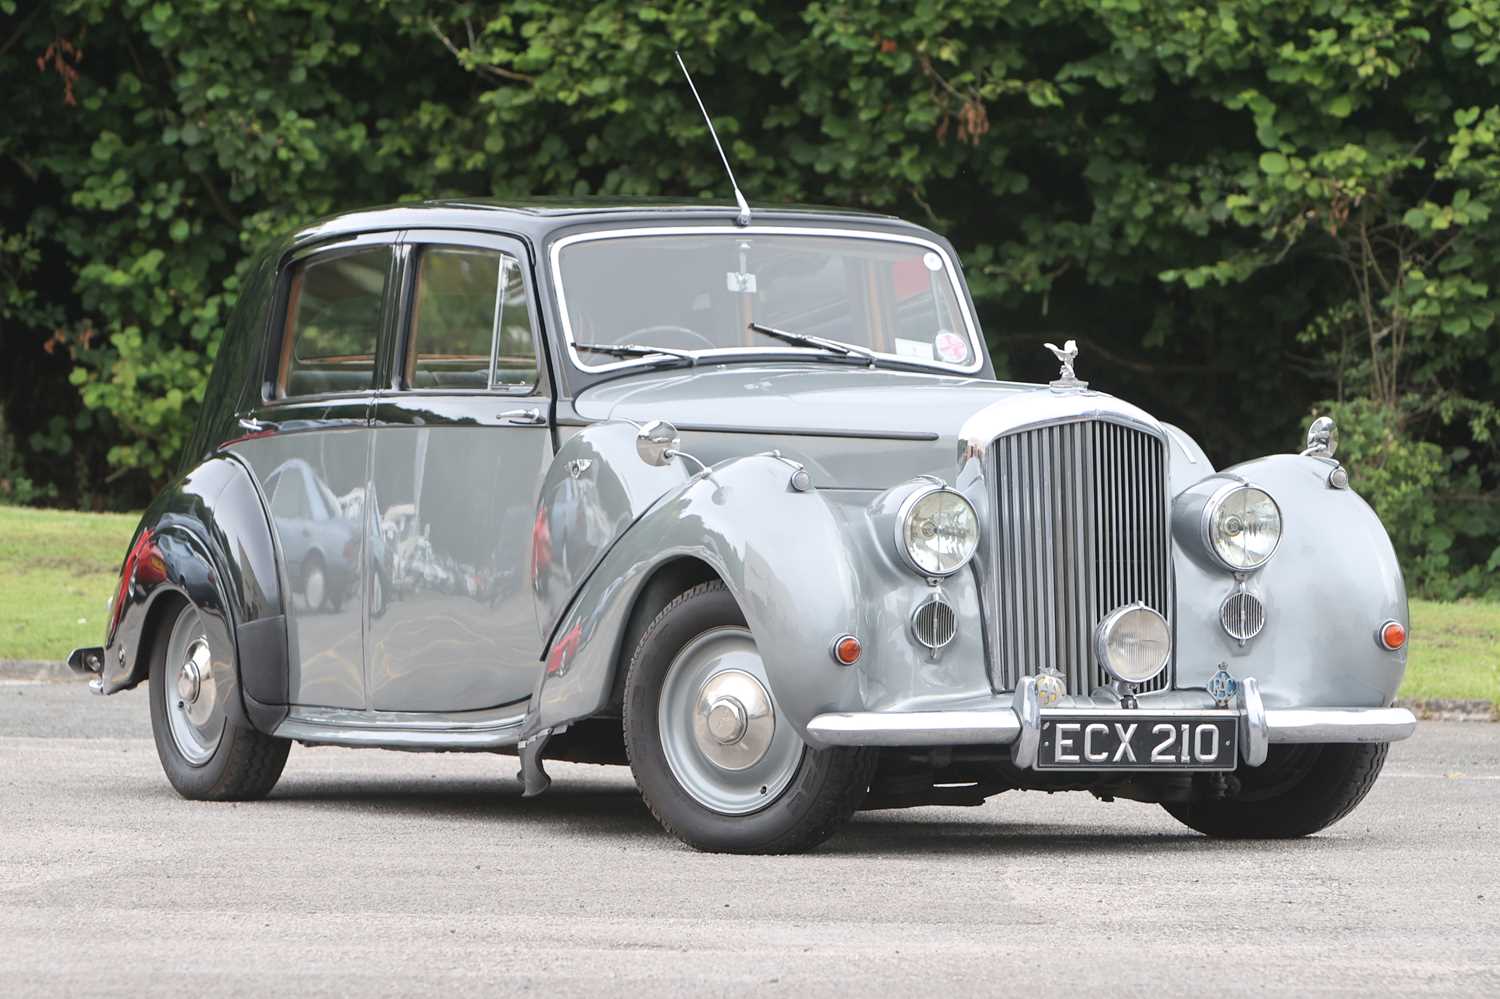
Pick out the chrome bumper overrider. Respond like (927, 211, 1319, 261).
(804, 677, 1417, 767)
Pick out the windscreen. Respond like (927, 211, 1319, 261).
(555, 231, 978, 370)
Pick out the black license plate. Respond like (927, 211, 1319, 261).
(1034, 713, 1238, 771)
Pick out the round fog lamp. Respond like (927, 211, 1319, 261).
(1095, 604, 1172, 685)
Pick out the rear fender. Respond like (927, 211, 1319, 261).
(99, 453, 289, 733)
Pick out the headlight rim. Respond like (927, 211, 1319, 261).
(893, 483, 979, 578)
(1199, 480, 1282, 573)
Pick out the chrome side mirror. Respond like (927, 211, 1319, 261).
(636, 419, 681, 467)
(1301, 416, 1338, 458)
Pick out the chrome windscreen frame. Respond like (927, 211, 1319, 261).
(547, 225, 986, 376)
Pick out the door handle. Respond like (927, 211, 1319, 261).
(498, 407, 545, 426)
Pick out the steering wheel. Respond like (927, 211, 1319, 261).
(622, 325, 718, 352)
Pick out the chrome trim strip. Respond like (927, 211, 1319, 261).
(548, 225, 985, 376)
(804, 709, 1022, 748)
(1264, 706, 1416, 744)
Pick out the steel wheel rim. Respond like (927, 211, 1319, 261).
(305, 563, 325, 611)
(657, 626, 804, 816)
(163, 606, 226, 766)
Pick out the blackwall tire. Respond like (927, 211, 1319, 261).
(148, 600, 291, 801)
(1162, 742, 1389, 838)
(622, 580, 876, 854)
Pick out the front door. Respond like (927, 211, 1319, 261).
(365, 229, 553, 713)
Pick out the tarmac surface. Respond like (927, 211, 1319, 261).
(2, 674, 1497, 997)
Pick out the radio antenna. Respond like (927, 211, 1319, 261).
(674, 50, 751, 227)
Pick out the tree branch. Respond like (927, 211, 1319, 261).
(428, 20, 536, 84)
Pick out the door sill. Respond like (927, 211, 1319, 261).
(275, 702, 528, 751)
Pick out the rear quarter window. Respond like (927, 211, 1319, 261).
(276, 247, 390, 398)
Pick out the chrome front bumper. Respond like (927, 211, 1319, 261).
(804, 677, 1417, 768)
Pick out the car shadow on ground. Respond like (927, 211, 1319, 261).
(235, 774, 1316, 855)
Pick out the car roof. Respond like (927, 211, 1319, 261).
(280, 197, 923, 252)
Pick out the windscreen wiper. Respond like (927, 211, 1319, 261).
(747, 322, 879, 367)
(573, 342, 697, 366)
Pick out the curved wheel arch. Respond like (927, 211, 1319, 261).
(97, 452, 290, 735)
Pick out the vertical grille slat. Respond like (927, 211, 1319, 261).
(989, 418, 1173, 694)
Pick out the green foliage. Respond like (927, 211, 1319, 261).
(1, 0, 1498, 595)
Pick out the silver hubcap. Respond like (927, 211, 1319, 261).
(305, 563, 326, 610)
(163, 608, 226, 766)
(658, 627, 804, 815)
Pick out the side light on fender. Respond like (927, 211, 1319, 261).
(831, 634, 863, 666)
(1377, 620, 1407, 651)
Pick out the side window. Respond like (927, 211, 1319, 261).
(276, 247, 390, 399)
(407, 245, 537, 393)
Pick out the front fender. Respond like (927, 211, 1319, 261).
(98, 453, 289, 732)
(532, 421, 689, 641)
(1172, 453, 1407, 708)
(527, 454, 881, 739)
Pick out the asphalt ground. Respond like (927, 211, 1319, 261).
(2, 674, 1497, 997)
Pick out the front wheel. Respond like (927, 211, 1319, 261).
(148, 600, 291, 801)
(1162, 742, 1389, 838)
(622, 581, 875, 854)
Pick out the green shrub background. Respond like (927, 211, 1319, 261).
(2, 0, 1497, 597)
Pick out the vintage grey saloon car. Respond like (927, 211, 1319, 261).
(69, 199, 1416, 853)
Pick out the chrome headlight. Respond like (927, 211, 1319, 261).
(896, 486, 979, 576)
(1095, 604, 1172, 685)
(1202, 483, 1282, 571)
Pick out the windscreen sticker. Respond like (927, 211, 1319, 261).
(894, 337, 936, 360)
(934, 330, 969, 363)
(922, 251, 943, 272)
(726, 271, 758, 293)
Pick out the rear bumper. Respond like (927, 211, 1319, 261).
(804, 676, 1416, 767)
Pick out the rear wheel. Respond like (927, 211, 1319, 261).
(148, 601, 290, 801)
(623, 581, 875, 854)
(302, 554, 327, 613)
(1162, 742, 1389, 838)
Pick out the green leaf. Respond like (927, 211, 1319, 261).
(1258, 151, 1290, 175)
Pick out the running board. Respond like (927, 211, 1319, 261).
(274, 703, 528, 751)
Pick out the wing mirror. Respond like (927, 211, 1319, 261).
(636, 419, 681, 467)
(1301, 416, 1338, 458)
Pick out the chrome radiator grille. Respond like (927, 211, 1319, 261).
(986, 419, 1173, 694)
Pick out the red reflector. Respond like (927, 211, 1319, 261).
(832, 634, 862, 666)
(1379, 621, 1407, 651)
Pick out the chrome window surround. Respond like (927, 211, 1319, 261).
(548, 226, 986, 376)
(892, 483, 979, 578)
(1199, 481, 1282, 573)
